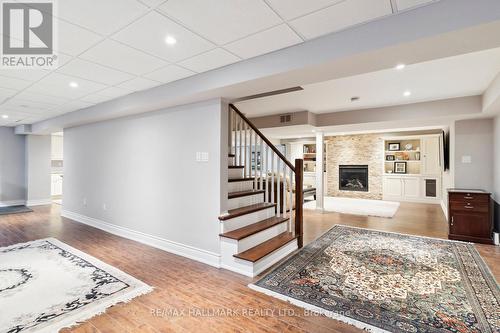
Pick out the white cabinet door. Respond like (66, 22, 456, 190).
(383, 177, 403, 197)
(403, 177, 420, 199)
(422, 136, 440, 175)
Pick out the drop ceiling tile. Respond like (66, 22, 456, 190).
(266, 0, 345, 20)
(25, 72, 107, 99)
(395, 0, 436, 11)
(80, 93, 113, 104)
(0, 110, 33, 123)
(116, 77, 162, 91)
(290, 0, 393, 40)
(1, 99, 58, 113)
(14, 92, 70, 106)
(56, 0, 148, 35)
(225, 24, 302, 59)
(0, 68, 47, 81)
(97, 86, 133, 98)
(80, 39, 168, 75)
(0, 87, 17, 101)
(56, 19, 103, 56)
(159, 0, 282, 45)
(57, 58, 134, 85)
(137, 0, 166, 7)
(50, 100, 95, 113)
(143, 65, 195, 83)
(0, 75, 32, 90)
(179, 48, 240, 73)
(112, 11, 215, 63)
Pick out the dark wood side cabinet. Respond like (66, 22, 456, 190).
(448, 189, 494, 244)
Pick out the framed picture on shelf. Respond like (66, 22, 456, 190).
(386, 155, 395, 161)
(388, 143, 400, 151)
(394, 162, 407, 174)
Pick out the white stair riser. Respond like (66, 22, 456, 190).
(228, 180, 254, 192)
(238, 222, 288, 252)
(228, 168, 244, 179)
(220, 221, 288, 254)
(220, 239, 298, 277)
(220, 207, 275, 233)
(228, 156, 235, 166)
(227, 193, 264, 210)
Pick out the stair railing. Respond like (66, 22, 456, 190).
(229, 104, 304, 248)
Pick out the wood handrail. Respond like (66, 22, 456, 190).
(229, 104, 295, 172)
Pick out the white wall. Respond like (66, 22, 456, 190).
(62, 99, 225, 265)
(493, 115, 500, 232)
(454, 119, 494, 192)
(0, 127, 25, 205)
(25, 135, 52, 205)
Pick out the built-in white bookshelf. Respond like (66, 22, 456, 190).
(382, 134, 443, 203)
(384, 138, 422, 175)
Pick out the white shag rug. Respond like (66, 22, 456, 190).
(0, 238, 153, 333)
(304, 196, 400, 218)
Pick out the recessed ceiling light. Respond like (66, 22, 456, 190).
(395, 64, 406, 70)
(403, 90, 411, 97)
(1, 115, 8, 119)
(69, 82, 79, 88)
(165, 35, 177, 45)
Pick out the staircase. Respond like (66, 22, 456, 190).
(218, 105, 304, 277)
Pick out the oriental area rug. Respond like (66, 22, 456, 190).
(251, 225, 499, 333)
(0, 238, 152, 333)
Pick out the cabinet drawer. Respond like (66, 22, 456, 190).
(450, 202, 489, 213)
(449, 192, 489, 204)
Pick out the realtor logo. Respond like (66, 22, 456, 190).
(1, 1, 57, 68)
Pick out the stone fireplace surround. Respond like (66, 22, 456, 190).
(326, 134, 383, 200)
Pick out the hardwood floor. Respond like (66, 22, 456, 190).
(0, 203, 498, 333)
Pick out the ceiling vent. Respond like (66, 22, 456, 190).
(280, 114, 292, 123)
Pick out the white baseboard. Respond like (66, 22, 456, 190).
(61, 210, 221, 268)
(26, 199, 52, 207)
(0, 200, 26, 207)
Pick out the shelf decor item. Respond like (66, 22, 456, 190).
(405, 143, 413, 150)
(394, 162, 407, 174)
(386, 155, 395, 161)
(388, 142, 400, 151)
(416, 152, 421, 160)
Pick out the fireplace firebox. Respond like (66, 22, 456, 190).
(339, 165, 368, 192)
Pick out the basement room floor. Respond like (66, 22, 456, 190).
(0, 204, 498, 333)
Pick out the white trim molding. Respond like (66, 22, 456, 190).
(0, 200, 26, 207)
(441, 200, 449, 221)
(26, 199, 53, 207)
(61, 210, 221, 268)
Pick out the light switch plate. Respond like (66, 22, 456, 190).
(196, 152, 209, 162)
(461, 155, 472, 164)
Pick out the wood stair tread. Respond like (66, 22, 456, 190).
(228, 177, 254, 183)
(228, 153, 235, 157)
(218, 203, 276, 221)
(228, 165, 244, 169)
(228, 190, 265, 199)
(220, 216, 288, 240)
(233, 232, 296, 262)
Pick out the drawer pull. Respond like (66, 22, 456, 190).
(464, 196, 474, 200)
(464, 206, 474, 209)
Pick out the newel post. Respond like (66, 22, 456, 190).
(295, 159, 304, 248)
